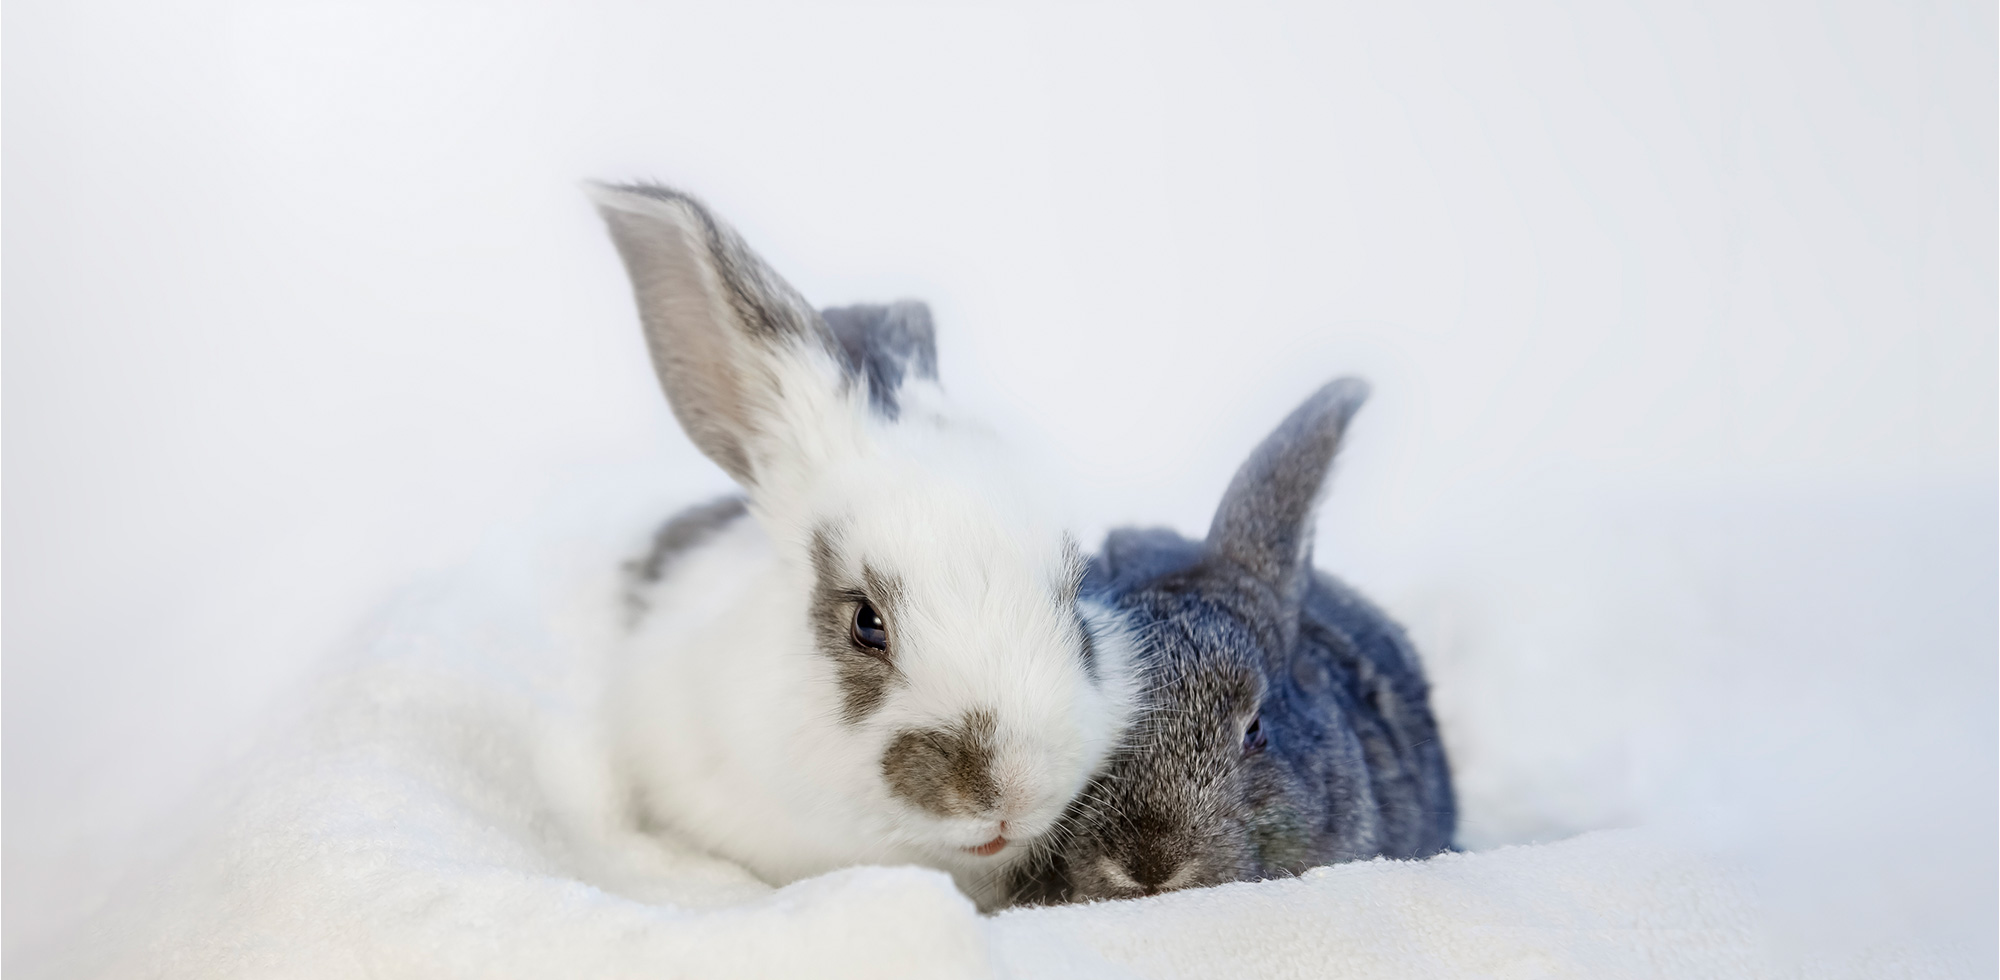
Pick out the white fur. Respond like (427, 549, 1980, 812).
(594, 187, 1136, 908)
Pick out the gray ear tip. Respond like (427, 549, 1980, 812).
(887, 299, 935, 329)
(887, 301, 937, 351)
(1307, 376, 1372, 427)
(1203, 375, 1373, 587)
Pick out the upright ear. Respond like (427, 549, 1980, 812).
(819, 301, 939, 421)
(1205, 378, 1371, 601)
(588, 182, 841, 489)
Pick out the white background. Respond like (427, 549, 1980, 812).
(6, 0, 1994, 968)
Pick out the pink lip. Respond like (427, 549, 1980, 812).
(964, 835, 1008, 857)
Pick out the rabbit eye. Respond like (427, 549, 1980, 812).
(1241, 715, 1268, 757)
(851, 601, 890, 652)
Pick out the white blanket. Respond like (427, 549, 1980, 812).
(26, 493, 1987, 980)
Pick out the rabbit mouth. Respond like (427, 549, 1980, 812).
(956, 824, 1008, 852)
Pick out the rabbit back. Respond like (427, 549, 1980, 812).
(1270, 569, 1455, 866)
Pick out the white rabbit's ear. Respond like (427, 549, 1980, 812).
(589, 182, 843, 489)
(820, 301, 938, 420)
(1206, 378, 1370, 599)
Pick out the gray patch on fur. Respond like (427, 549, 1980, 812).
(623, 495, 750, 623)
(592, 182, 841, 487)
(808, 524, 899, 723)
(820, 302, 938, 420)
(1055, 534, 1102, 681)
(882, 708, 1000, 818)
(1075, 613, 1099, 680)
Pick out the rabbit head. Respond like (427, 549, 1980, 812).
(591, 185, 1131, 886)
(1008, 378, 1398, 904)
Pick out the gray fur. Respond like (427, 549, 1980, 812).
(1006, 380, 1455, 906)
(623, 495, 749, 621)
(820, 302, 939, 420)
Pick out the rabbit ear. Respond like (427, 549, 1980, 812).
(589, 182, 843, 489)
(1205, 378, 1371, 599)
(819, 302, 939, 420)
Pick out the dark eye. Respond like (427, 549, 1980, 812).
(1241, 715, 1267, 757)
(851, 600, 889, 652)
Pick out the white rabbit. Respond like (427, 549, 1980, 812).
(590, 184, 1133, 908)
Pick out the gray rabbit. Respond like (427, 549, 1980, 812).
(1005, 378, 1455, 904)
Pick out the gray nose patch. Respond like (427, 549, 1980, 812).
(881, 709, 1000, 818)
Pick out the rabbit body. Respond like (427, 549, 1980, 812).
(591, 186, 1132, 909)
(1007, 380, 1455, 905)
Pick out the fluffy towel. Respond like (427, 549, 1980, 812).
(23, 495, 1980, 980)
(992, 831, 1764, 980)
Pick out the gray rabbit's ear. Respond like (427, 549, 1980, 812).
(1205, 378, 1371, 599)
(589, 182, 840, 489)
(820, 301, 938, 420)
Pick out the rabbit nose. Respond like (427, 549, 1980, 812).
(881, 710, 1000, 818)
(1109, 851, 1200, 895)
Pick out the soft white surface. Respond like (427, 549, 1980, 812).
(18, 480, 1991, 979)
(992, 831, 1763, 980)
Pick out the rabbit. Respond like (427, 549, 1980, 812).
(589, 184, 1136, 910)
(1003, 378, 1455, 905)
